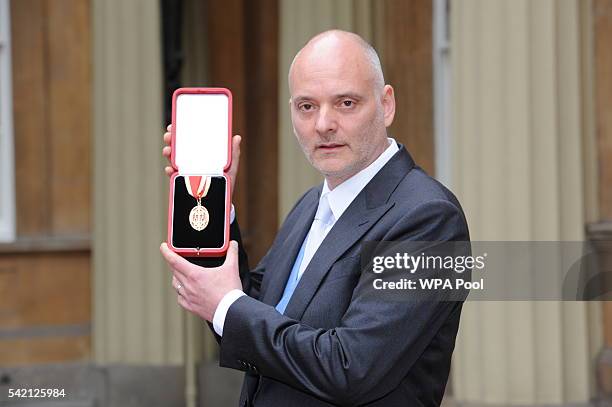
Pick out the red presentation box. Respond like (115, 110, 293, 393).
(167, 88, 232, 257)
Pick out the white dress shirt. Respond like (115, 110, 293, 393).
(212, 138, 399, 336)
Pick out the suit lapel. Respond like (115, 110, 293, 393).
(282, 198, 394, 320)
(282, 146, 416, 320)
(260, 189, 319, 306)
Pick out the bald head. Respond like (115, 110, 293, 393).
(288, 30, 385, 93)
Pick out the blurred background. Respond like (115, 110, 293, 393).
(0, 0, 611, 406)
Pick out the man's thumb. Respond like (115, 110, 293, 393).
(223, 240, 239, 268)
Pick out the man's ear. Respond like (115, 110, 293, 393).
(382, 85, 396, 127)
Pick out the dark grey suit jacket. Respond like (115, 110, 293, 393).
(220, 146, 470, 406)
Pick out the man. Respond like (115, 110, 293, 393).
(161, 30, 469, 406)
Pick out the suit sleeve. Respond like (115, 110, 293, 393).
(218, 199, 469, 406)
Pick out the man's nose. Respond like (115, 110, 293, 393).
(314, 106, 337, 134)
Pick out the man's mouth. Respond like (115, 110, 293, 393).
(317, 143, 345, 151)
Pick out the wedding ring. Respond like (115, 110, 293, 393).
(176, 283, 182, 293)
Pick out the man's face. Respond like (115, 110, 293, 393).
(289, 44, 393, 187)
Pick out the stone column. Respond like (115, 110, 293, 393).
(450, 0, 600, 403)
(92, 0, 184, 366)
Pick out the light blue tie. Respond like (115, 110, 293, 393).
(275, 195, 334, 314)
(275, 237, 308, 314)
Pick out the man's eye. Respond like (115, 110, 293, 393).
(342, 100, 354, 107)
(299, 103, 313, 111)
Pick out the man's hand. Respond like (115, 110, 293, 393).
(162, 124, 242, 196)
(160, 240, 243, 322)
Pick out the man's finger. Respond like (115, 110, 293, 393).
(160, 242, 195, 279)
(230, 135, 241, 174)
(165, 167, 175, 176)
(162, 146, 171, 157)
(172, 272, 187, 296)
(177, 293, 192, 312)
(167, 124, 172, 132)
(163, 131, 171, 145)
(172, 275, 183, 290)
(233, 134, 241, 154)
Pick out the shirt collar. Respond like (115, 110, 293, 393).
(320, 138, 399, 221)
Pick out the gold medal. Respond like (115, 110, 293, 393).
(189, 198, 209, 231)
(185, 176, 212, 231)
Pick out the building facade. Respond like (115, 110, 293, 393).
(1, 0, 611, 406)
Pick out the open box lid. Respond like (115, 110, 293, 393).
(171, 88, 232, 175)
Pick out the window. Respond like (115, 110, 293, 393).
(433, 0, 452, 187)
(0, 0, 15, 242)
